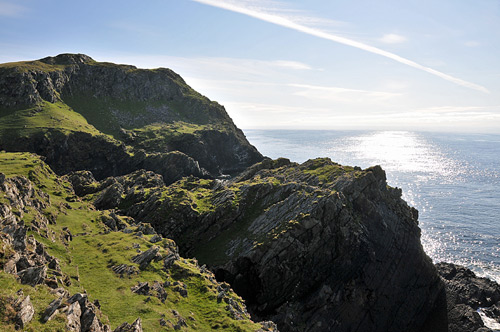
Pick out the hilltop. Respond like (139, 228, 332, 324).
(0, 53, 263, 182)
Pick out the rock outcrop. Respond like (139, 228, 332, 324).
(80, 157, 447, 332)
(437, 262, 500, 332)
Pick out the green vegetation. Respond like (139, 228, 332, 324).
(0, 152, 261, 331)
(0, 60, 66, 73)
(159, 177, 215, 215)
(0, 101, 103, 139)
(302, 158, 356, 183)
(127, 122, 224, 153)
(0, 272, 67, 332)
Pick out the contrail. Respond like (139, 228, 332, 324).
(192, 0, 489, 93)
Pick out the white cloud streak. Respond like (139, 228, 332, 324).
(192, 0, 490, 93)
(289, 83, 401, 103)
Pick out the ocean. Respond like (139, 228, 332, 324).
(244, 130, 500, 283)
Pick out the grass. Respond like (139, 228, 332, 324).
(0, 60, 66, 73)
(0, 152, 262, 331)
(0, 101, 102, 138)
(0, 272, 67, 332)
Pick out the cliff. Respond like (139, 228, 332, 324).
(76, 157, 449, 331)
(1, 54, 500, 332)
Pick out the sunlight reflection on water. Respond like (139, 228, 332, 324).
(245, 129, 500, 283)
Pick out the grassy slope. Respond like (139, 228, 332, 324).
(0, 152, 261, 331)
(0, 101, 102, 137)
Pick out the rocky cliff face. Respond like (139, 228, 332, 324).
(75, 157, 449, 332)
(0, 54, 263, 180)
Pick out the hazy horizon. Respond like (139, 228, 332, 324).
(1, 0, 499, 133)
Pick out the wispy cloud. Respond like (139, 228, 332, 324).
(289, 83, 401, 103)
(95, 54, 313, 79)
(273, 60, 312, 70)
(379, 33, 407, 44)
(192, 0, 489, 93)
(0, 1, 27, 17)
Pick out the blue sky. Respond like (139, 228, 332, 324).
(1, 0, 499, 132)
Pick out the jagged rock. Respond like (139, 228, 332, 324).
(66, 300, 82, 331)
(163, 251, 180, 269)
(257, 321, 279, 332)
(171, 310, 187, 330)
(131, 246, 160, 270)
(172, 281, 188, 298)
(136, 223, 156, 235)
(149, 234, 162, 243)
(67, 170, 98, 196)
(111, 264, 139, 277)
(68, 293, 110, 332)
(94, 181, 124, 210)
(131, 282, 150, 295)
(152, 281, 168, 303)
(17, 265, 47, 286)
(50, 287, 70, 298)
(101, 212, 127, 231)
(113, 318, 143, 332)
(14, 293, 34, 329)
(437, 262, 500, 332)
(41, 296, 64, 323)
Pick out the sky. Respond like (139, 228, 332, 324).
(1, 0, 499, 133)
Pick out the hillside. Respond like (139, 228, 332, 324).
(0, 151, 277, 331)
(0, 54, 263, 181)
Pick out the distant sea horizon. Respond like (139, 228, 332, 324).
(243, 129, 500, 283)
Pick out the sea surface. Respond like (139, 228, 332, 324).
(244, 130, 500, 283)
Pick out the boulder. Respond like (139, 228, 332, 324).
(14, 294, 34, 329)
(113, 318, 143, 332)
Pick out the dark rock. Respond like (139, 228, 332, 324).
(172, 310, 187, 330)
(41, 296, 64, 323)
(437, 262, 500, 332)
(111, 264, 139, 278)
(152, 281, 168, 303)
(126, 158, 446, 332)
(101, 212, 127, 231)
(113, 318, 143, 332)
(149, 234, 162, 243)
(131, 246, 160, 270)
(67, 170, 98, 196)
(136, 223, 156, 235)
(131, 282, 151, 295)
(17, 265, 47, 286)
